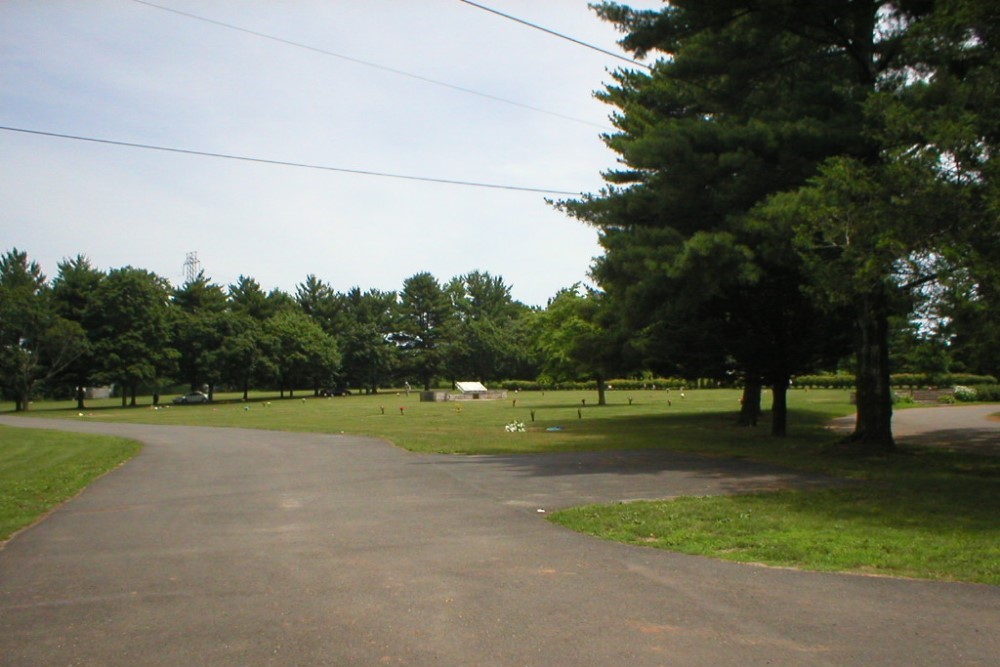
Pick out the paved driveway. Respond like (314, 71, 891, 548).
(1, 415, 997, 666)
(830, 403, 1000, 454)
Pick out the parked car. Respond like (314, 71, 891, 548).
(320, 388, 352, 397)
(173, 391, 209, 404)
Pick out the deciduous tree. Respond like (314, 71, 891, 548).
(263, 310, 340, 397)
(535, 286, 622, 406)
(92, 267, 176, 406)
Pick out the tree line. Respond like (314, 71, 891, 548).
(0, 242, 992, 421)
(0, 252, 670, 410)
(0, 254, 561, 410)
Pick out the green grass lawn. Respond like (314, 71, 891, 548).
(2, 387, 852, 456)
(551, 463, 999, 585)
(0, 425, 141, 542)
(3, 388, 997, 584)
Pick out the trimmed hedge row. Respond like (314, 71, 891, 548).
(497, 378, 690, 392)
(496, 375, 999, 394)
(793, 374, 855, 389)
(794, 373, 998, 389)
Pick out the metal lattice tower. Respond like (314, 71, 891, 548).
(183, 251, 201, 284)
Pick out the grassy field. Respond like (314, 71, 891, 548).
(2, 388, 997, 584)
(2, 387, 853, 457)
(0, 425, 141, 542)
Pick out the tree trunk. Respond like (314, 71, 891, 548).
(75, 385, 86, 410)
(847, 288, 896, 452)
(771, 375, 789, 437)
(242, 379, 249, 401)
(129, 384, 137, 407)
(596, 375, 607, 406)
(738, 378, 762, 426)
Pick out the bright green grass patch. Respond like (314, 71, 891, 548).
(0, 425, 141, 541)
(551, 450, 1000, 584)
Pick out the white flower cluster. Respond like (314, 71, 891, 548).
(505, 421, 526, 433)
(953, 385, 978, 402)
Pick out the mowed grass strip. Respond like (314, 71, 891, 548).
(0, 425, 141, 541)
(551, 447, 1000, 585)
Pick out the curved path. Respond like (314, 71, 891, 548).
(1, 415, 997, 666)
(831, 403, 1000, 454)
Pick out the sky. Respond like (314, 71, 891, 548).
(1, 0, 661, 307)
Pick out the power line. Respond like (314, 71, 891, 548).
(457, 0, 651, 70)
(127, 0, 610, 131)
(0, 125, 581, 196)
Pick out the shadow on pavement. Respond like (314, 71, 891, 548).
(416, 448, 848, 510)
(897, 429, 1000, 456)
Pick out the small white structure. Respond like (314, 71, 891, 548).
(455, 381, 489, 396)
(420, 381, 507, 402)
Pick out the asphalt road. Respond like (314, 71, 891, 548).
(1, 410, 997, 666)
(830, 403, 1000, 454)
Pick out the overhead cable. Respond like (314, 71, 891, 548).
(0, 126, 581, 196)
(127, 0, 610, 131)
(457, 0, 651, 70)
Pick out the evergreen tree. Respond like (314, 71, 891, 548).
(338, 287, 398, 394)
(50, 255, 105, 409)
(172, 271, 228, 398)
(565, 1, 995, 447)
(446, 271, 522, 383)
(561, 1, 860, 435)
(0, 249, 86, 411)
(394, 272, 455, 391)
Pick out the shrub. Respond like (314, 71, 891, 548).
(794, 374, 854, 389)
(953, 386, 978, 402)
(891, 373, 929, 389)
(970, 384, 1000, 402)
(605, 378, 689, 390)
(797, 373, 998, 390)
(947, 374, 999, 386)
